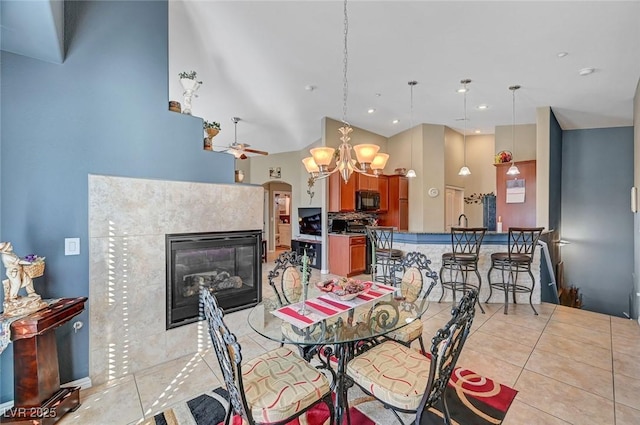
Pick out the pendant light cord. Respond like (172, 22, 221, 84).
(409, 81, 417, 171)
(510, 85, 520, 163)
(463, 81, 468, 166)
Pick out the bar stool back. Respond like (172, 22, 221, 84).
(366, 226, 404, 285)
(486, 227, 544, 315)
(439, 227, 487, 313)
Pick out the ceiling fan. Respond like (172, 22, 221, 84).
(215, 117, 269, 159)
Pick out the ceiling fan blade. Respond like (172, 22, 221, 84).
(242, 148, 269, 156)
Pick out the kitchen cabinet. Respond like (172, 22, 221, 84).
(328, 171, 356, 212)
(356, 174, 378, 191)
(495, 159, 536, 230)
(378, 175, 389, 212)
(328, 234, 366, 277)
(379, 175, 408, 231)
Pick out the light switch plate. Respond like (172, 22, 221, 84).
(65, 238, 80, 256)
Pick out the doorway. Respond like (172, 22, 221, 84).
(445, 186, 464, 231)
(262, 181, 293, 261)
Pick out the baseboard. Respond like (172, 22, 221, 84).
(0, 376, 92, 414)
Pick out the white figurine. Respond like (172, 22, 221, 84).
(1, 241, 46, 317)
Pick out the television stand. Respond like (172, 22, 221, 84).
(291, 239, 322, 270)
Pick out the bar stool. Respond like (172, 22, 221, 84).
(486, 227, 544, 315)
(439, 227, 487, 313)
(366, 226, 404, 285)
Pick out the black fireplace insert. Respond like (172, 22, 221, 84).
(166, 230, 262, 329)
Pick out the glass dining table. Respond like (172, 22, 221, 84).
(247, 282, 430, 425)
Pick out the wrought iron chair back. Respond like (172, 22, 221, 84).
(201, 289, 251, 424)
(267, 251, 311, 307)
(507, 227, 545, 260)
(391, 251, 438, 303)
(450, 227, 486, 259)
(416, 289, 478, 425)
(366, 226, 403, 284)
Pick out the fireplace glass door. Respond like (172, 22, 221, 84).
(166, 230, 262, 329)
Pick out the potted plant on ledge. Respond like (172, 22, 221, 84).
(178, 70, 202, 115)
(203, 120, 221, 150)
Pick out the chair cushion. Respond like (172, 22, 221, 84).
(243, 346, 331, 423)
(490, 252, 532, 264)
(384, 313, 423, 343)
(377, 249, 404, 259)
(401, 267, 423, 302)
(281, 267, 302, 303)
(347, 341, 430, 410)
(442, 252, 478, 263)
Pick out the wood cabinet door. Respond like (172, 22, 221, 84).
(378, 175, 389, 211)
(399, 176, 409, 199)
(399, 199, 409, 231)
(349, 239, 366, 274)
(329, 172, 356, 212)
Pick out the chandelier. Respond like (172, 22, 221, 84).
(301, 0, 389, 183)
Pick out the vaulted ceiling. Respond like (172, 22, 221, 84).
(4, 1, 639, 156)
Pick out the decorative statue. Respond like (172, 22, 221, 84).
(0, 241, 47, 317)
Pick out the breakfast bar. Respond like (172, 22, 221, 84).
(391, 231, 543, 307)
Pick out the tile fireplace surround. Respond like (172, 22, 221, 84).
(88, 175, 263, 385)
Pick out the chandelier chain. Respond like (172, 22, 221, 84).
(342, 0, 349, 125)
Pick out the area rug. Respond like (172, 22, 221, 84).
(151, 366, 517, 425)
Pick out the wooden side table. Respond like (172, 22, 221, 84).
(1, 297, 87, 425)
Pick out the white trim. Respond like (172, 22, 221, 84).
(1, 376, 92, 414)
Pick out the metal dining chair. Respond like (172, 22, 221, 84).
(201, 289, 335, 425)
(346, 290, 478, 425)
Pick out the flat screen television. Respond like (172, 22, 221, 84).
(298, 207, 322, 236)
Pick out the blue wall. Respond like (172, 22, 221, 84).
(561, 127, 634, 317)
(0, 0, 233, 402)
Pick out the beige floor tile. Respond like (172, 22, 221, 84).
(614, 373, 640, 410)
(555, 305, 612, 322)
(525, 347, 613, 400)
(502, 400, 571, 425)
(492, 309, 551, 332)
(613, 350, 640, 379)
(135, 353, 221, 418)
(615, 402, 640, 425)
(514, 370, 614, 425)
(59, 377, 143, 425)
(535, 332, 612, 371)
(611, 317, 640, 339)
(545, 320, 611, 350)
(79, 373, 136, 398)
(465, 330, 534, 368)
(551, 309, 611, 334)
(456, 346, 523, 388)
(612, 333, 640, 358)
(477, 317, 542, 348)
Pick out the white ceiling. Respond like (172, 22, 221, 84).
(169, 0, 640, 156)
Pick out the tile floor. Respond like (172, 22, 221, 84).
(58, 261, 640, 425)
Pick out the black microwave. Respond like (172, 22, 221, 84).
(356, 190, 380, 211)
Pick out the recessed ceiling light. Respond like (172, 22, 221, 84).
(392, 119, 399, 124)
(557, 52, 569, 58)
(578, 67, 595, 76)
(367, 108, 376, 114)
(457, 87, 468, 93)
(477, 104, 489, 110)
(304, 85, 316, 91)
(474, 129, 481, 134)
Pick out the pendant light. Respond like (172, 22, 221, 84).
(506, 85, 521, 176)
(302, 0, 389, 183)
(405, 80, 417, 178)
(458, 79, 472, 176)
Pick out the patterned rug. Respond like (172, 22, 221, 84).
(150, 366, 517, 425)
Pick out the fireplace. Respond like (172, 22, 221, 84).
(166, 230, 262, 329)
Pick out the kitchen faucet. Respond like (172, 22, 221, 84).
(458, 214, 468, 227)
